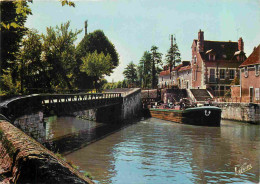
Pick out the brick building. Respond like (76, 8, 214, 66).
(239, 44, 260, 103)
(191, 30, 246, 96)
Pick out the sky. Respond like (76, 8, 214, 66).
(25, 0, 260, 82)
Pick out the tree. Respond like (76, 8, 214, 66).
(122, 79, 128, 88)
(138, 51, 152, 88)
(0, 0, 76, 95)
(0, 0, 31, 74)
(17, 29, 52, 93)
(165, 35, 181, 78)
(75, 30, 119, 90)
(76, 30, 119, 69)
(42, 21, 82, 91)
(123, 61, 138, 86)
(60, 0, 75, 7)
(80, 51, 112, 91)
(150, 46, 162, 89)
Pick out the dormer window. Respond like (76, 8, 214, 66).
(209, 54, 215, 61)
(237, 55, 245, 62)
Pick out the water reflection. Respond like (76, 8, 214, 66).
(48, 117, 259, 184)
(45, 116, 99, 140)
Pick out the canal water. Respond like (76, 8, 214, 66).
(45, 117, 260, 184)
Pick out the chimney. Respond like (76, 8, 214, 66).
(238, 37, 244, 51)
(197, 29, 204, 52)
(85, 20, 88, 36)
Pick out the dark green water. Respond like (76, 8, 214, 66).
(46, 117, 260, 184)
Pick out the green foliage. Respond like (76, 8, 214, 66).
(165, 36, 181, 71)
(0, 130, 16, 158)
(18, 29, 51, 93)
(123, 61, 138, 86)
(60, 0, 75, 7)
(80, 51, 112, 78)
(1, 69, 21, 95)
(138, 51, 152, 88)
(150, 46, 163, 89)
(103, 79, 128, 90)
(80, 51, 112, 90)
(0, 0, 31, 75)
(122, 79, 128, 88)
(135, 47, 162, 89)
(0, 1, 80, 94)
(83, 171, 93, 180)
(55, 153, 65, 160)
(42, 21, 82, 92)
(77, 30, 119, 69)
(0, 129, 3, 140)
(75, 30, 119, 90)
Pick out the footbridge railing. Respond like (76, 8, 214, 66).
(0, 93, 123, 121)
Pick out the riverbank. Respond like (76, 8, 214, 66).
(0, 119, 94, 184)
(214, 102, 260, 124)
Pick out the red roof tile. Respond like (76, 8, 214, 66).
(240, 44, 260, 67)
(173, 64, 183, 71)
(179, 65, 191, 72)
(159, 69, 170, 76)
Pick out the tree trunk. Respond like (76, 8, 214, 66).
(152, 59, 156, 89)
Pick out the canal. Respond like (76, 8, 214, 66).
(45, 117, 260, 184)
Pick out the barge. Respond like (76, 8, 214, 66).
(149, 106, 222, 126)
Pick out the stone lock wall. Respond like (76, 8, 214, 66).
(214, 102, 260, 124)
(13, 111, 46, 143)
(0, 120, 94, 184)
(121, 88, 142, 121)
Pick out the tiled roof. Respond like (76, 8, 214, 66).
(178, 65, 191, 72)
(240, 44, 260, 67)
(173, 64, 183, 71)
(160, 61, 191, 75)
(194, 39, 240, 60)
(159, 69, 171, 76)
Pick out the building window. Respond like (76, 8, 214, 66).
(220, 86, 225, 96)
(209, 69, 216, 83)
(255, 65, 259, 76)
(220, 69, 225, 79)
(209, 54, 215, 61)
(249, 87, 254, 102)
(255, 88, 260, 101)
(229, 69, 235, 80)
(244, 67, 248, 78)
(194, 56, 197, 64)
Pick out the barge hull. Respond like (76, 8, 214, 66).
(149, 106, 222, 126)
